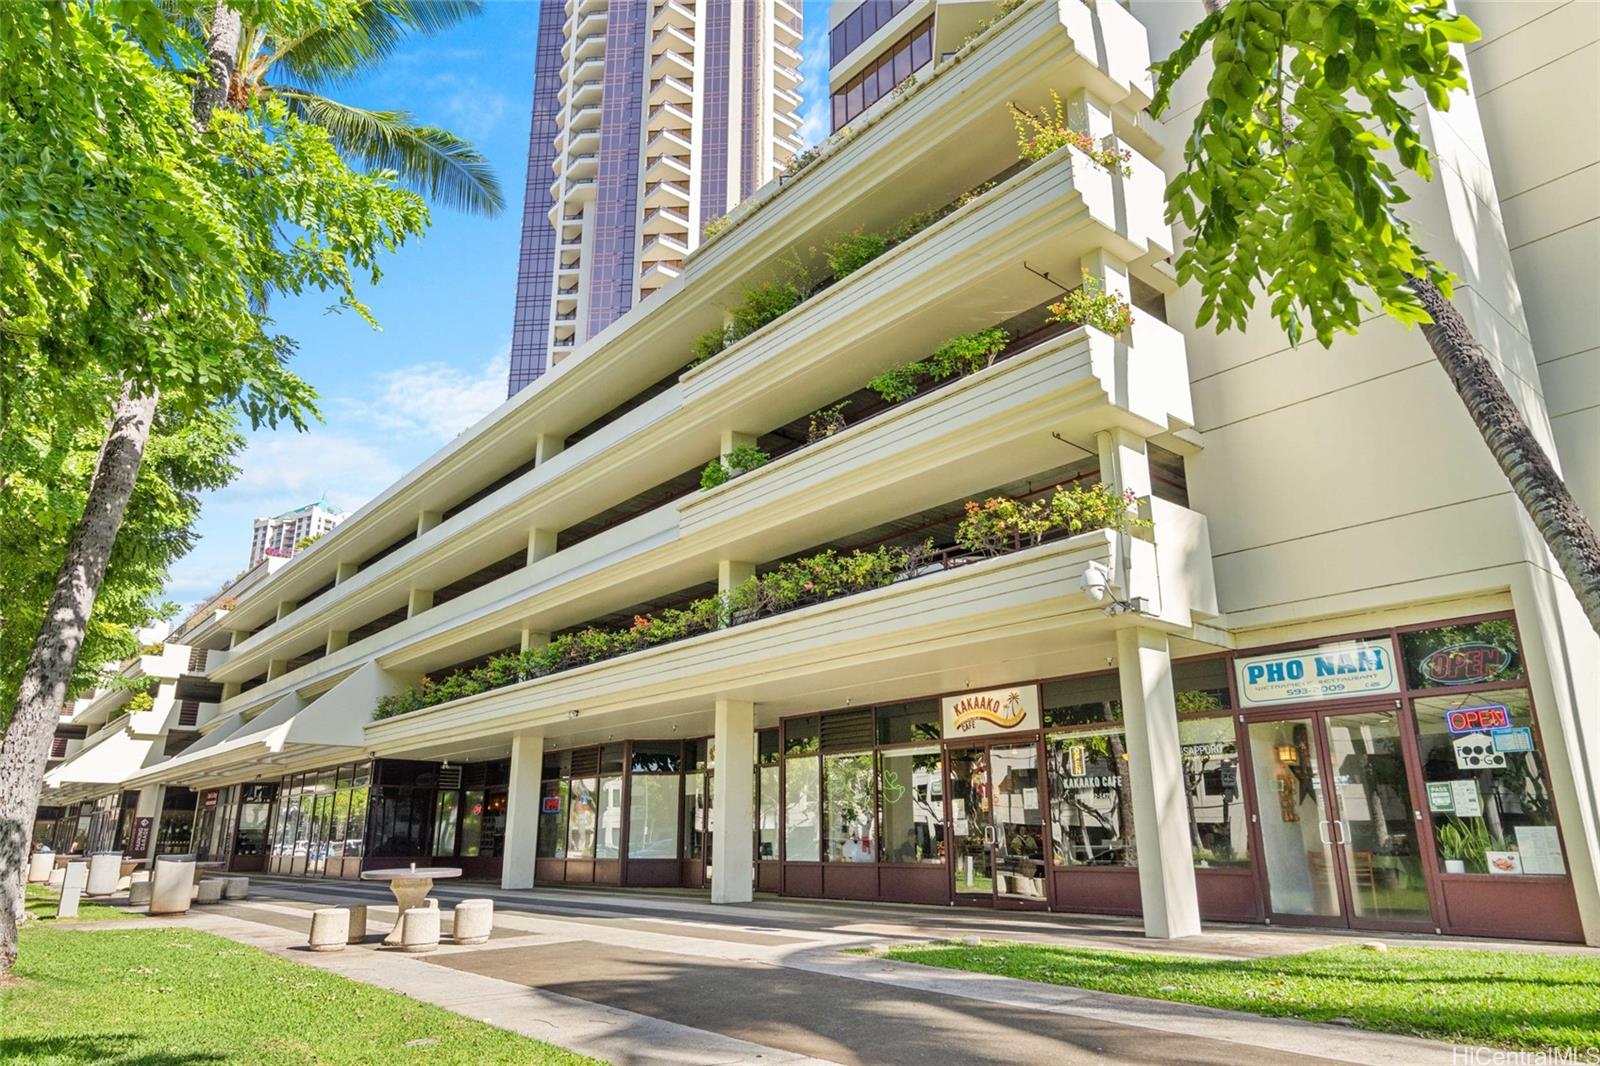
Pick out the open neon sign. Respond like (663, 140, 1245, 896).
(1446, 704, 1511, 734)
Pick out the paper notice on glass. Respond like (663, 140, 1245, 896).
(1450, 779, 1482, 818)
(1514, 826, 1566, 875)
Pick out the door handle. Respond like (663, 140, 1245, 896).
(1334, 820, 1349, 846)
(984, 824, 996, 847)
(1316, 821, 1330, 846)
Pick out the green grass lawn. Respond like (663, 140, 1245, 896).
(1, 926, 602, 1065)
(23, 884, 137, 923)
(869, 941, 1600, 1051)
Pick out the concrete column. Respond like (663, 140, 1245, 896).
(710, 699, 755, 904)
(1065, 87, 1115, 144)
(719, 429, 756, 455)
(1080, 247, 1135, 342)
(335, 561, 359, 584)
(275, 599, 297, 623)
(417, 510, 443, 537)
(501, 731, 545, 890)
(407, 587, 433, 618)
(266, 658, 289, 681)
(325, 630, 349, 655)
(220, 681, 241, 702)
(1116, 626, 1200, 939)
(1095, 427, 1152, 500)
(718, 560, 755, 594)
(527, 528, 557, 567)
(535, 433, 565, 465)
(520, 627, 550, 654)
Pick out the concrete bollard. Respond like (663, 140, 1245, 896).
(27, 852, 54, 884)
(195, 879, 225, 904)
(347, 904, 368, 943)
(149, 855, 196, 915)
(222, 876, 249, 900)
(58, 862, 88, 919)
(86, 851, 123, 897)
(309, 908, 349, 952)
(401, 907, 439, 953)
(451, 899, 493, 945)
(128, 879, 152, 906)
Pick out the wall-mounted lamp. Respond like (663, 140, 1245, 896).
(566, 708, 580, 720)
(1276, 744, 1298, 765)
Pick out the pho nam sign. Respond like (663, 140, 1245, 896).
(942, 685, 1040, 737)
(1234, 639, 1400, 709)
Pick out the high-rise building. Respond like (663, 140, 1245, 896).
(506, 0, 807, 395)
(249, 495, 348, 567)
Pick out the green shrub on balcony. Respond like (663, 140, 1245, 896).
(868, 327, 1011, 403)
(956, 483, 1147, 556)
(138, 642, 165, 657)
(699, 444, 770, 490)
(124, 691, 155, 715)
(689, 281, 804, 368)
(1008, 91, 1133, 175)
(1048, 271, 1135, 335)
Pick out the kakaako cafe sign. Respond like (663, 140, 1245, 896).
(941, 685, 1040, 737)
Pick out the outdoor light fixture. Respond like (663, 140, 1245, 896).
(566, 708, 580, 720)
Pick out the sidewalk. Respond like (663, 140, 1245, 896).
(71, 876, 1534, 1066)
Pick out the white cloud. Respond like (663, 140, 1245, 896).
(356, 346, 511, 445)
(232, 430, 408, 517)
(429, 73, 511, 142)
(796, 6, 834, 148)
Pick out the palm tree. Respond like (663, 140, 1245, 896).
(226, 0, 504, 216)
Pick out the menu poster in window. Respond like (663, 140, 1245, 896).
(1485, 850, 1523, 876)
(1515, 826, 1566, 875)
(1449, 779, 1482, 818)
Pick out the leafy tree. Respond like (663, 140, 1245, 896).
(0, 0, 429, 974)
(1152, 0, 1600, 634)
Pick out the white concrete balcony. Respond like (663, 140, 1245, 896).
(643, 179, 690, 209)
(773, 40, 803, 68)
(650, 46, 693, 82)
(641, 232, 690, 264)
(570, 76, 603, 111)
(651, 0, 694, 33)
(645, 127, 692, 161)
(639, 259, 683, 289)
(773, 108, 801, 135)
(642, 205, 690, 237)
(773, 0, 802, 42)
(644, 152, 691, 184)
(567, 103, 602, 132)
(773, 85, 803, 112)
(566, 125, 599, 157)
(566, 151, 598, 180)
(648, 101, 693, 135)
(652, 23, 695, 54)
(648, 74, 693, 108)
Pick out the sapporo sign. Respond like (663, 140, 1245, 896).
(941, 685, 1040, 737)
(1234, 639, 1400, 708)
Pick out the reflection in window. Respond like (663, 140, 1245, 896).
(1401, 617, 1523, 689)
(596, 774, 623, 858)
(1413, 690, 1565, 876)
(1178, 717, 1248, 866)
(1046, 728, 1135, 866)
(536, 778, 567, 859)
(784, 717, 821, 861)
(628, 774, 680, 859)
(567, 776, 598, 859)
(824, 753, 875, 862)
(829, 16, 934, 129)
(432, 790, 460, 856)
(878, 747, 943, 863)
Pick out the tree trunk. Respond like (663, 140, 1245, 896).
(0, 1, 239, 979)
(1408, 275, 1600, 634)
(0, 385, 158, 975)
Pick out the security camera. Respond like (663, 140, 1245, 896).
(1080, 561, 1112, 602)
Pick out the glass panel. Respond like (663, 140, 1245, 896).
(234, 797, 272, 858)
(432, 790, 460, 856)
(1413, 689, 1565, 877)
(1042, 673, 1122, 729)
(684, 772, 708, 860)
(536, 779, 567, 858)
(784, 753, 821, 862)
(1178, 717, 1249, 866)
(823, 753, 875, 862)
(345, 779, 369, 858)
(628, 774, 679, 859)
(876, 700, 940, 745)
(757, 729, 780, 766)
(631, 741, 680, 774)
(460, 790, 484, 856)
(1248, 718, 1340, 916)
(878, 747, 943, 863)
(1047, 728, 1135, 866)
(596, 774, 623, 858)
(478, 790, 507, 858)
(1173, 658, 1233, 713)
(1324, 711, 1430, 920)
(992, 744, 1047, 901)
(1401, 618, 1523, 689)
(757, 765, 780, 861)
(326, 788, 348, 862)
(948, 748, 994, 899)
(567, 776, 598, 859)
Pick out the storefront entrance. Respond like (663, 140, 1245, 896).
(1246, 706, 1433, 932)
(947, 742, 1049, 910)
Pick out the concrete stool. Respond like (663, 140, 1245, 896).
(26, 852, 53, 884)
(149, 855, 196, 915)
(128, 879, 152, 906)
(86, 851, 122, 896)
(401, 906, 439, 953)
(309, 908, 349, 952)
(195, 879, 225, 904)
(425, 897, 439, 910)
(222, 876, 249, 900)
(347, 904, 368, 943)
(452, 899, 493, 945)
(47, 866, 66, 889)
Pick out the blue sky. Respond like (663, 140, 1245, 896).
(165, 1, 835, 610)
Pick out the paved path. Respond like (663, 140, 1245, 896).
(84, 877, 1591, 1065)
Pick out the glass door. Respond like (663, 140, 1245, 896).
(947, 747, 995, 903)
(1248, 708, 1433, 930)
(947, 743, 1050, 909)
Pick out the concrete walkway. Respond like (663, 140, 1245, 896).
(82, 877, 1594, 1065)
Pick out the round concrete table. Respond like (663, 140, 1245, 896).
(360, 867, 462, 945)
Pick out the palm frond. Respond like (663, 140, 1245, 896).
(270, 0, 483, 89)
(277, 88, 504, 217)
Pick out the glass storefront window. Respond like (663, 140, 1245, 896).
(347, 766, 370, 859)
(1402, 618, 1523, 690)
(876, 701, 940, 745)
(459, 790, 483, 856)
(596, 775, 623, 858)
(567, 776, 598, 859)
(823, 753, 875, 862)
(1177, 717, 1249, 867)
(628, 774, 680, 859)
(1046, 728, 1135, 867)
(784, 717, 820, 862)
(1413, 689, 1565, 876)
(684, 772, 709, 860)
(878, 746, 943, 863)
(1173, 658, 1233, 714)
(432, 790, 460, 855)
(536, 778, 568, 859)
(1042, 673, 1122, 729)
(756, 730, 780, 861)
